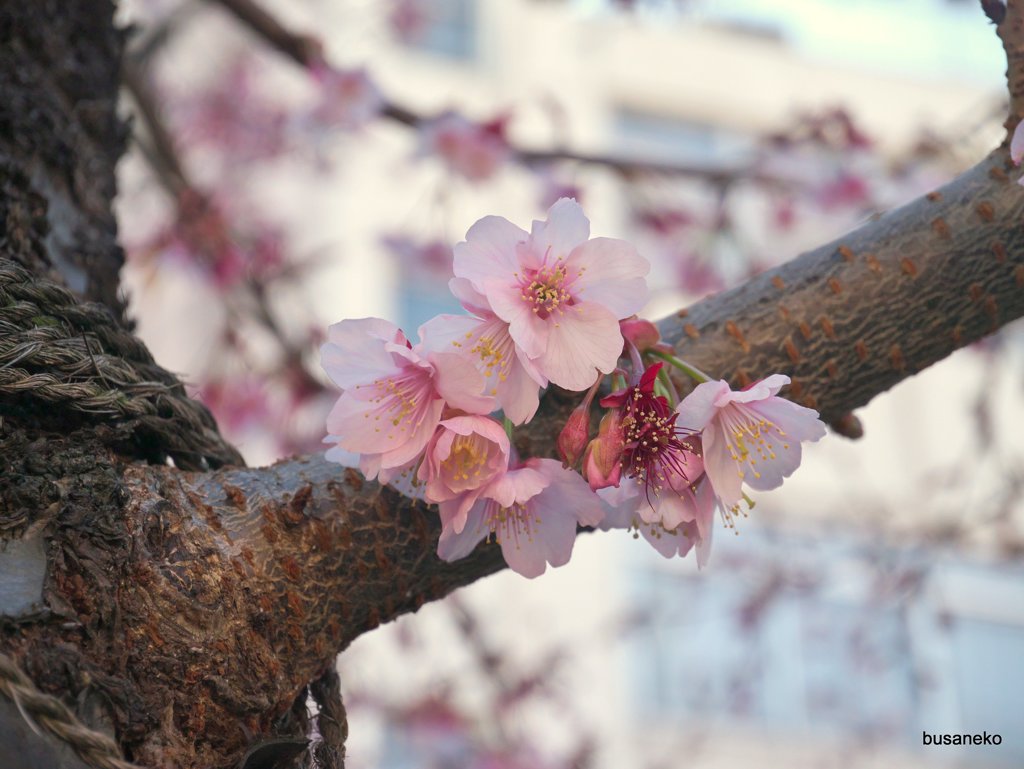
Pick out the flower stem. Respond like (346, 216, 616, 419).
(624, 339, 645, 378)
(649, 350, 713, 384)
(656, 364, 679, 404)
(502, 416, 515, 441)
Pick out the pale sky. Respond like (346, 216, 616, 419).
(576, 0, 1006, 86)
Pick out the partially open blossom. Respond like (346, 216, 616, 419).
(601, 362, 699, 497)
(420, 313, 546, 425)
(419, 415, 510, 530)
(320, 317, 493, 478)
(582, 409, 625, 490)
(591, 392, 717, 564)
(420, 111, 510, 182)
(675, 374, 826, 515)
(618, 317, 663, 354)
(437, 458, 605, 578)
(598, 475, 715, 567)
(452, 198, 650, 390)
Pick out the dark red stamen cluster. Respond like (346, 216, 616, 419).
(600, 362, 698, 497)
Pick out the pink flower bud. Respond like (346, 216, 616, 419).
(619, 317, 661, 352)
(582, 410, 625, 490)
(557, 405, 591, 468)
(557, 375, 603, 468)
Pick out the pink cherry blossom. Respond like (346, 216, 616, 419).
(388, 0, 430, 43)
(418, 415, 510, 530)
(420, 112, 510, 182)
(309, 64, 382, 131)
(419, 313, 546, 425)
(437, 458, 605, 578)
(599, 362, 698, 495)
(675, 374, 826, 514)
(320, 317, 493, 478)
(598, 476, 715, 567)
(452, 198, 650, 391)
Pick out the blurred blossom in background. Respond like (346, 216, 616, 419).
(116, 0, 1024, 766)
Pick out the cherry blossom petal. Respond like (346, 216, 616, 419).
(484, 466, 547, 509)
(323, 441, 360, 468)
(530, 459, 605, 528)
(375, 398, 446, 468)
(500, 462, 593, 578)
(596, 481, 642, 530)
(437, 500, 489, 561)
(1012, 120, 1024, 165)
(325, 394, 399, 454)
(641, 488, 691, 530)
(534, 302, 622, 390)
(566, 237, 650, 318)
(321, 317, 404, 390)
(498, 348, 544, 424)
(484, 277, 550, 359)
(599, 481, 700, 560)
(428, 351, 494, 414)
(692, 476, 717, 543)
(644, 521, 698, 559)
(529, 198, 590, 262)
(736, 440, 804, 493)
(675, 380, 731, 431)
(751, 397, 828, 442)
(420, 313, 545, 423)
(452, 215, 527, 290)
(701, 423, 745, 510)
(448, 276, 491, 314)
(418, 313, 479, 351)
(358, 452, 382, 480)
(720, 373, 790, 404)
(420, 416, 510, 522)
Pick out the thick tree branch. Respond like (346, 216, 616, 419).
(662, 151, 1024, 422)
(1000, 0, 1024, 130)
(56, 144, 1015, 767)
(207, 148, 1024, 644)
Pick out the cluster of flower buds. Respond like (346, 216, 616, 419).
(321, 199, 825, 577)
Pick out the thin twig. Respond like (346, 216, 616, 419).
(202, 0, 773, 185)
(122, 58, 190, 193)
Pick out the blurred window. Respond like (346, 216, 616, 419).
(627, 533, 1024, 764)
(407, 0, 477, 61)
(612, 109, 751, 165)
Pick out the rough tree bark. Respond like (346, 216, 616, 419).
(1, 1, 1023, 768)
